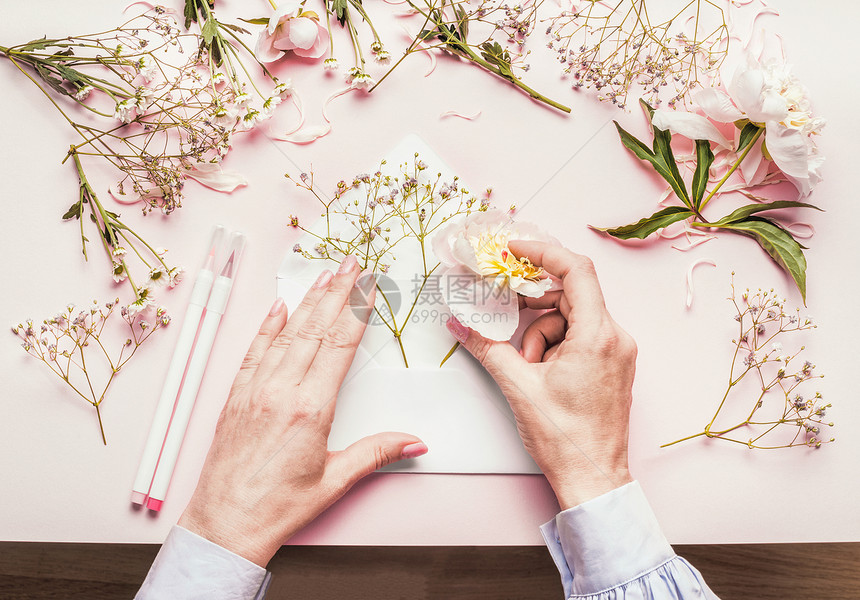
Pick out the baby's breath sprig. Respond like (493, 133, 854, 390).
(12, 300, 170, 445)
(546, 0, 729, 109)
(0, 8, 288, 301)
(288, 154, 488, 366)
(663, 277, 834, 450)
(372, 0, 570, 113)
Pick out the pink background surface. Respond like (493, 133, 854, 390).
(1, 0, 858, 545)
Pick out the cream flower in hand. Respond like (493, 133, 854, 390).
(431, 210, 555, 341)
(653, 52, 825, 197)
(255, 0, 330, 62)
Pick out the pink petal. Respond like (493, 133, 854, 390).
(181, 164, 248, 192)
(293, 23, 329, 58)
(652, 109, 730, 148)
(255, 30, 284, 63)
(693, 88, 744, 123)
(268, 1, 301, 34)
(440, 265, 519, 341)
(286, 17, 319, 50)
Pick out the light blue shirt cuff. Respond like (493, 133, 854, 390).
(136, 525, 271, 600)
(540, 481, 717, 599)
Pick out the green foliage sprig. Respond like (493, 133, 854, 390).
(592, 100, 821, 302)
(372, 0, 570, 113)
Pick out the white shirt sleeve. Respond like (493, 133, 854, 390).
(136, 525, 271, 600)
(540, 481, 719, 599)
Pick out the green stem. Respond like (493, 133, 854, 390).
(439, 341, 459, 366)
(698, 128, 764, 212)
(94, 401, 107, 445)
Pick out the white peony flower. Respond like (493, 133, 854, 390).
(431, 210, 555, 341)
(652, 52, 825, 197)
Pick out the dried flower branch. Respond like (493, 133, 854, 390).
(546, 0, 729, 108)
(0, 7, 289, 300)
(662, 278, 833, 450)
(373, 0, 570, 113)
(287, 154, 489, 366)
(12, 300, 170, 445)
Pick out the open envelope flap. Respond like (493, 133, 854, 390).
(276, 133, 542, 474)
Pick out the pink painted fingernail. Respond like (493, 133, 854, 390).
(269, 297, 285, 316)
(446, 316, 470, 344)
(313, 269, 333, 288)
(401, 442, 428, 460)
(337, 254, 358, 274)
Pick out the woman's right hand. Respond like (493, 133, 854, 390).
(447, 241, 637, 509)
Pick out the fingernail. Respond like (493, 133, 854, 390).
(269, 297, 285, 316)
(355, 270, 377, 294)
(313, 269, 333, 288)
(446, 316, 470, 344)
(337, 255, 358, 274)
(401, 442, 428, 460)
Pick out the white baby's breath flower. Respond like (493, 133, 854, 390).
(74, 86, 93, 101)
(263, 96, 282, 115)
(127, 287, 155, 317)
(114, 99, 136, 124)
(273, 80, 293, 98)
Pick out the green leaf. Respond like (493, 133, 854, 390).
(737, 122, 762, 152)
(590, 206, 694, 240)
(718, 218, 808, 302)
(709, 201, 822, 227)
(328, 0, 349, 26)
(614, 120, 690, 208)
(691, 140, 714, 209)
(56, 64, 86, 85)
(220, 22, 251, 35)
(34, 62, 70, 97)
(201, 19, 218, 46)
(20, 37, 52, 52)
(62, 200, 82, 220)
(237, 17, 270, 26)
(184, 0, 199, 29)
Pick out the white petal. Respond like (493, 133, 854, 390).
(764, 121, 808, 178)
(738, 136, 764, 184)
(510, 276, 553, 298)
(181, 164, 248, 192)
(287, 17, 320, 50)
(440, 265, 519, 341)
(652, 109, 731, 148)
(730, 57, 787, 123)
(693, 88, 744, 123)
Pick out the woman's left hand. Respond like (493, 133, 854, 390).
(178, 255, 427, 567)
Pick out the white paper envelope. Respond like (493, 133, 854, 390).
(276, 134, 541, 474)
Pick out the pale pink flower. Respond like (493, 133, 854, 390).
(431, 210, 555, 341)
(255, 0, 330, 63)
(652, 52, 825, 197)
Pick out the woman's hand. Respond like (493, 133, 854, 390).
(178, 255, 427, 567)
(447, 241, 636, 509)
